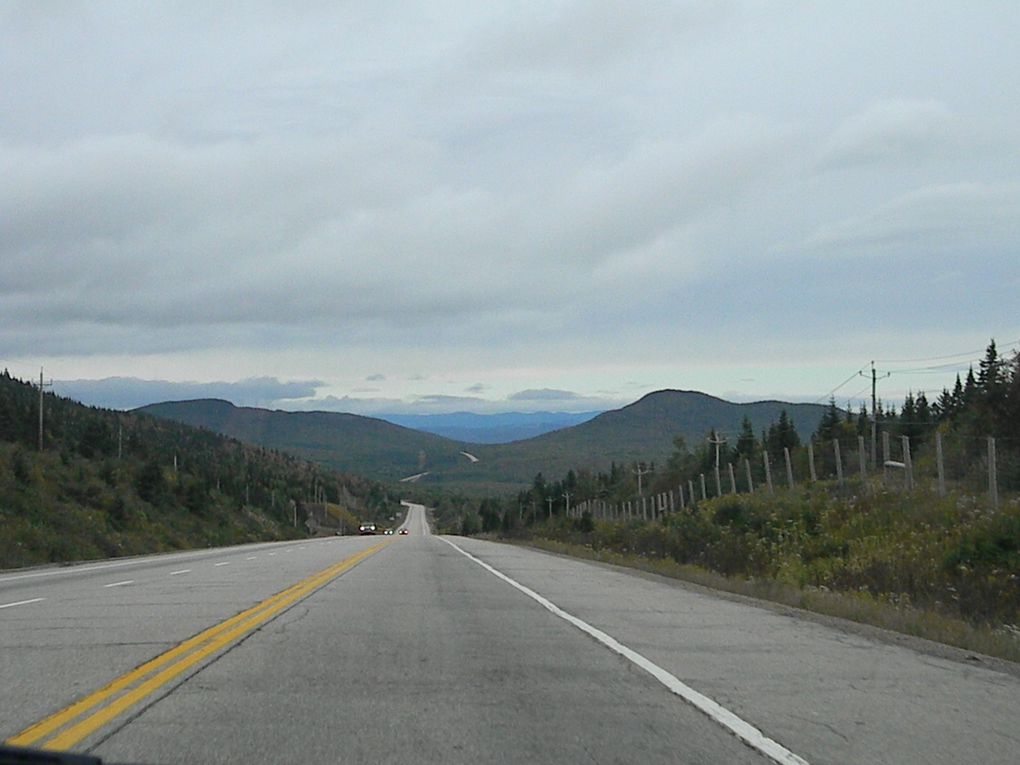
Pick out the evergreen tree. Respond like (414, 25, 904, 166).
(963, 366, 978, 406)
(735, 416, 757, 459)
(855, 404, 870, 436)
(816, 398, 842, 442)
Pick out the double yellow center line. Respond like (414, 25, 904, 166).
(7, 540, 392, 752)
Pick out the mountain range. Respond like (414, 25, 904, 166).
(138, 390, 830, 492)
(377, 411, 601, 443)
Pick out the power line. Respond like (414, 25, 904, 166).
(873, 338, 1020, 365)
(811, 368, 865, 404)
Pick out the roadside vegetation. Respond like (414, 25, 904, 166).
(0, 371, 396, 569)
(454, 341, 1020, 661)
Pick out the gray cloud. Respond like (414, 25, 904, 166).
(4, 3, 1019, 407)
(817, 99, 959, 170)
(52, 376, 323, 411)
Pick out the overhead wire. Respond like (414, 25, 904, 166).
(872, 338, 1020, 365)
(812, 336, 1018, 409)
(811, 368, 864, 405)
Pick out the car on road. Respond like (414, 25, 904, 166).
(383, 528, 395, 535)
(358, 523, 376, 535)
(398, 528, 409, 535)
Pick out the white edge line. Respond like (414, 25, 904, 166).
(103, 580, 134, 588)
(0, 540, 309, 585)
(214, 562, 230, 567)
(440, 538, 810, 765)
(0, 597, 46, 609)
(169, 569, 191, 576)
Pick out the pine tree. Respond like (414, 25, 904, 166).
(816, 398, 842, 442)
(963, 366, 977, 406)
(736, 416, 757, 459)
(856, 404, 870, 436)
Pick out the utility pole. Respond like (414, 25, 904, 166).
(37, 367, 53, 451)
(860, 362, 890, 467)
(563, 491, 571, 518)
(707, 432, 727, 470)
(707, 432, 727, 496)
(633, 462, 653, 497)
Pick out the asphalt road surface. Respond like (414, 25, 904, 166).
(2, 503, 1018, 764)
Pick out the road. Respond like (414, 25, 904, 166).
(1, 503, 1017, 764)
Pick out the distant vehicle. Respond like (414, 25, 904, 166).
(358, 523, 376, 535)
(383, 528, 395, 535)
(398, 528, 409, 536)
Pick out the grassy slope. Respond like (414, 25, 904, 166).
(0, 377, 393, 569)
(517, 484, 1020, 661)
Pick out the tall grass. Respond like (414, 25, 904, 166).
(517, 485, 1020, 662)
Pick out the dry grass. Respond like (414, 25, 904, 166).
(520, 536, 1020, 664)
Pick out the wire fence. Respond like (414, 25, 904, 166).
(567, 428, 1019, 522)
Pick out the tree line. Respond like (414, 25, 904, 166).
(0, 371, 394, 567)
(456, 340, 1020, 533)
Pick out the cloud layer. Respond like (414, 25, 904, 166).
(4, 2, 1020, 410)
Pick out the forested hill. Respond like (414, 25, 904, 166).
(0, 371, 393, 569)
(138, 398, 471, 481)
(448, 390, 831, 487)
(139, 390, 831, 491)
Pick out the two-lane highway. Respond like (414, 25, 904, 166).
(0, 533, 391, 743)
(4, 504, 1019, 764)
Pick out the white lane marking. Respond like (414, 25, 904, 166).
(0, 543, 289, 584)
(245, 556, 257, 560)
(214, 562, 230, 567)
(297, 546, 306, 550)
(0, 597, 46, 610)
(169, 569, 191, 576)
(441, 538, 809, 765)
(268, 552, 277, 557)
(103, 580, 134, 588)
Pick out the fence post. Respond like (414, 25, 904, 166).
(688, 480, 696, 508)
(699, 474, 707, 501)
(728, 463, 737, 494)
(678, 484, 685, 511)
(935, 431, 946, 497)
(833, 439, 843, 485)
(744, 458, 754, 493)
(988, 436, 999, 509)
(808, 441, 817, 482)
(882, 431, 890, 477)
(763, 452, 774, 493)
(901, 436, 913, 492)
(783, 447, 794, 489)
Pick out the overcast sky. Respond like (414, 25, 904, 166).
(4, 2, 1019, 415)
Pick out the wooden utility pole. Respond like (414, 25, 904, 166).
(861, 362, 890, 467)
(633, 463, 653, 497)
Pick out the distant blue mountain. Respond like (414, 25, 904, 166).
(377, 411, 602, 444)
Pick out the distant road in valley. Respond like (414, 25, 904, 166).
(3, 504, 1018, 764)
